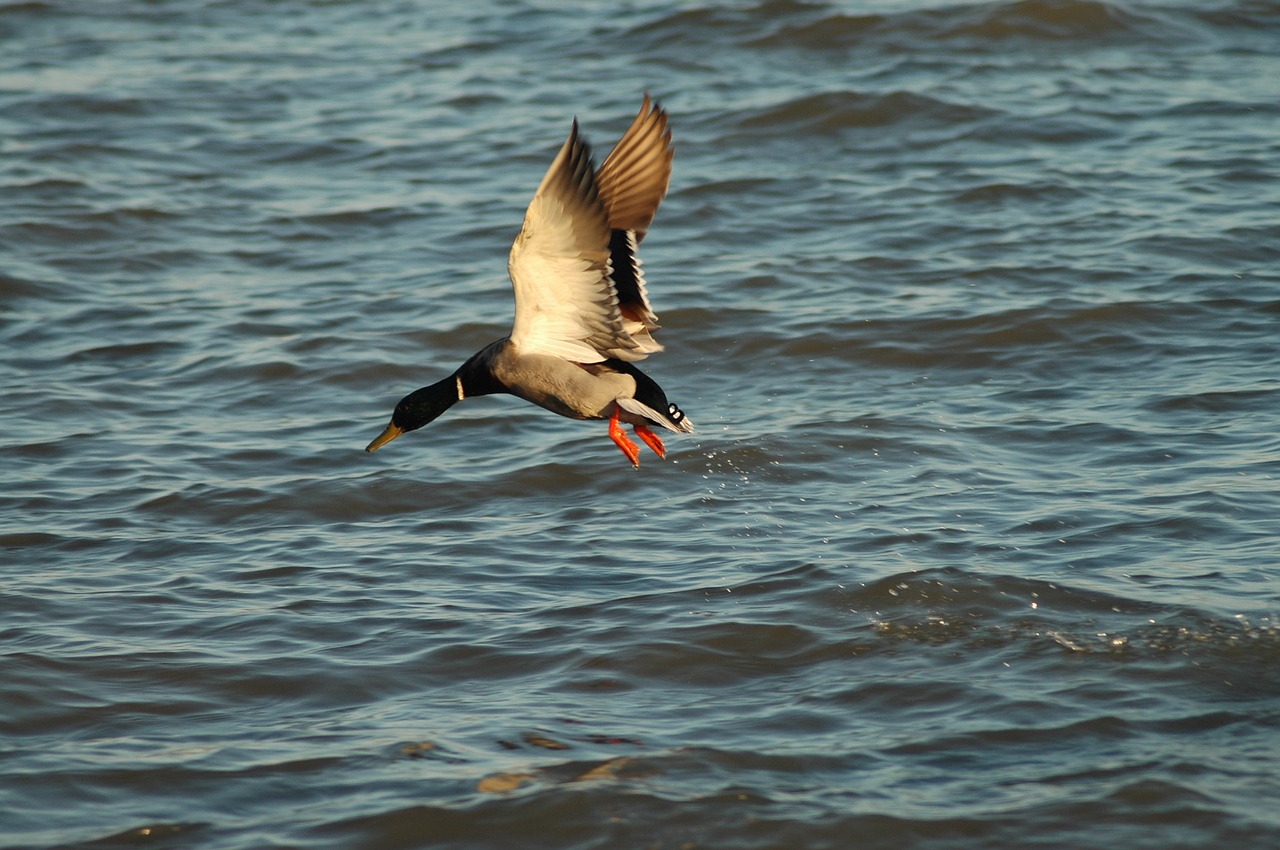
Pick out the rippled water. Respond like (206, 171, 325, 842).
(4, 0, 1280, 847)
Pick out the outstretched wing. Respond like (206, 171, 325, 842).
(595, 94, 673, 356)
(507, 99, 673, 363)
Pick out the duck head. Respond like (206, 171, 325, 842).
(365, 375, 459, 452)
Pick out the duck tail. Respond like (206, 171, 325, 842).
(616, 396, 694, 434)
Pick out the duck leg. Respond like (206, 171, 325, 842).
(608, 405, 641, 468)
(634, 425, 666, 458)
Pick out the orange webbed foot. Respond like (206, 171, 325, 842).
(634, 424, 666, 459)
(609, 406, 641, 468)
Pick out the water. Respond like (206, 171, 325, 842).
(3, 0, 1280, 847)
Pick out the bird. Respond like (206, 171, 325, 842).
(365, 95, 693, 468)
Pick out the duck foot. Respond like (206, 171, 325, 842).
(634, 425, 666, 458)
(609, 406, 641, 467)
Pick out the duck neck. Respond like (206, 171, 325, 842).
(456, 340, 509, 398)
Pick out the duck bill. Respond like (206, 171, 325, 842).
(365, 421, 404, 452)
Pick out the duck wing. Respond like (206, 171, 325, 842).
(596, 94, 673, 355)
(508, 99, 672, 364)
(597, 94, 673, 240)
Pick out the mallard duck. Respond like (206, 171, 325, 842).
(366, 95, 693, 467)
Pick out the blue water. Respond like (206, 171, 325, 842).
(3, 1, 1280, 847)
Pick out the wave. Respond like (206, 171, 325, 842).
(634, 0, 1197, 55)
(732, 297, 1214, 374)
(733, 90, 997, 134)
(508, 563, 1280, 673)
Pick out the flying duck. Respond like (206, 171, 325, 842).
(365, 95, 693, 467)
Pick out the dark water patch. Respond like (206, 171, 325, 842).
(576, 622, 825, 687)
(415, 638, 583, 687)
(0, 1, 55, 16)
(963, 109, 1115, 146)
(5, 176, 97, 203)
(735, 90, 997, 136)
(818, 677, 1023, 722)
(885, 714, 1136, 761)
(0, 271, 53, 300)
(16, 140, 146, 169)
(1000, 783, 1265, 849)
(1158, 97, 1280, 119)
(677, 176, 778, 201)
(437, 91, 508, 110)
(76, 206, 181, 226)
(951, 180, 1087, 205)
(7, 93, 160, 120)
(131, 449, 660, 528)
(748, 0, 1188, 53)
(952, 0, 1176, 43)
(1192, 0, 1280, 29)
(1165, 152, 1276, 179)
(1, 219, 115, 247)
(746, 298, 1212, 378)
(1126, 231, 1280, 267)
(746, 11, 889, 51)
(265, 205, 423, 240)
(0, 531, 69, 551)
(66, 339, 187, 365)
(625, 0, 824, 47)
(1145, 386, 1279, 415)
(258, 137, 384, 167)
(14, 648, 402, 718)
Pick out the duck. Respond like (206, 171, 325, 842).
(365, 95, 693, 467)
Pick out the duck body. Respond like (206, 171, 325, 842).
(368, 336, 691, 464)
(367, 96, 692, 467)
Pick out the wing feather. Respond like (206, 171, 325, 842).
(507, 98, 673, 363)
(595, 94, 672, 348)
(508, 122, 631, 362)
(596, 93, 673, 241)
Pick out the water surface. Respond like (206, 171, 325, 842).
(3, 0, 1279, 847)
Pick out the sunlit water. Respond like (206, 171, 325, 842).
(3, 1, 1279, 847)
